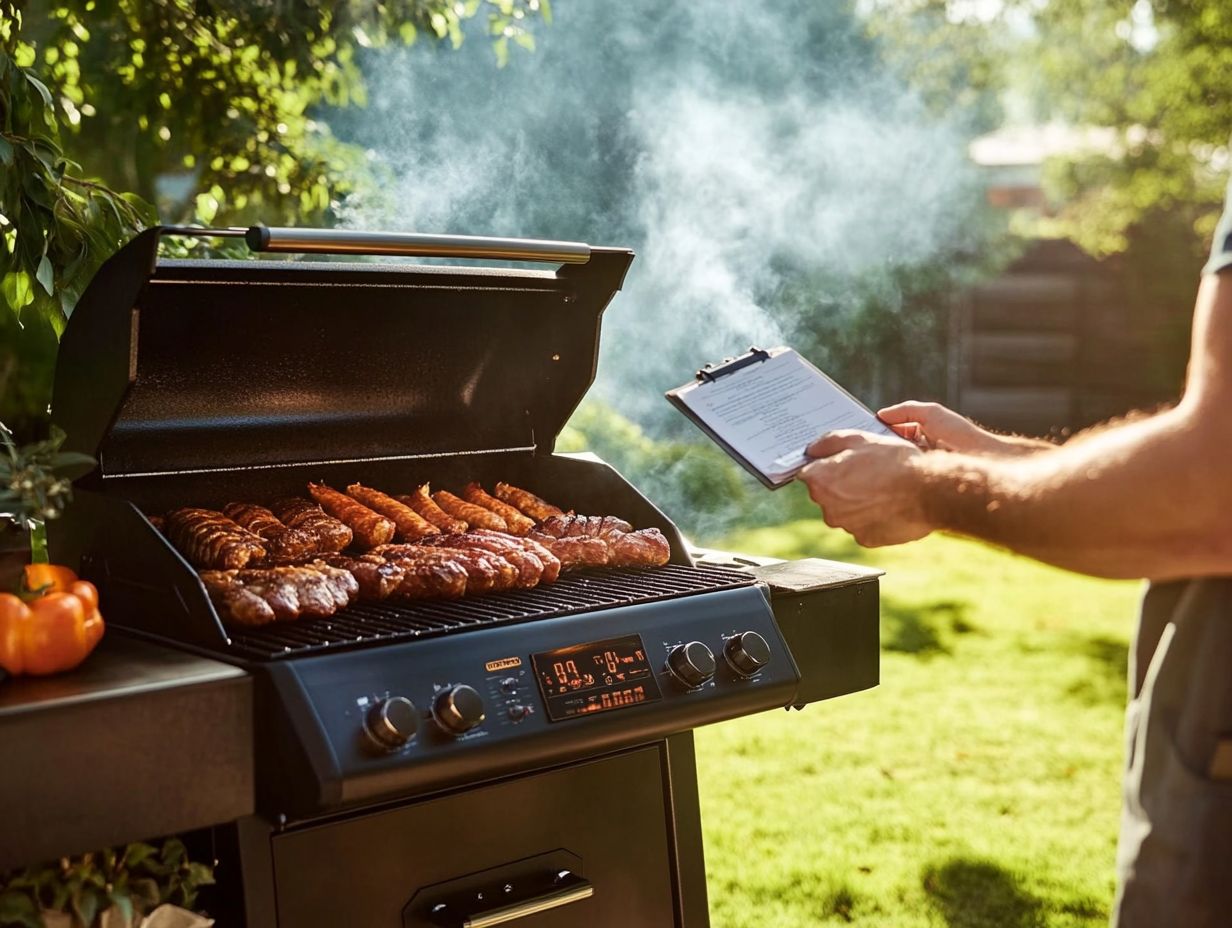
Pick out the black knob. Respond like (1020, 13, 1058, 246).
(666, 641, 716, 689)
(433, 684, 486, 734)
(365, 696, 418, 750)
(724, 631, 772, 677)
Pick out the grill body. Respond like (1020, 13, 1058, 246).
(49, 229, 879, 928)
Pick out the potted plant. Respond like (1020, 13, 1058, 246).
(0, 839, 215, 928)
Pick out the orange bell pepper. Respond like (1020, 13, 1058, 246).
(0, 575, 105, 677)
(23, 563, 81, 596)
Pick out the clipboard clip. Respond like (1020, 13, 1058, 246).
(696, 346, 771, 383)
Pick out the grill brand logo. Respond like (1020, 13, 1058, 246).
(485, 656, 523, 672)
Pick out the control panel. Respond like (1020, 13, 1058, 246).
(262, 584, 800, 814)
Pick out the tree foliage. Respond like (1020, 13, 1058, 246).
(0, 0, 546, 439)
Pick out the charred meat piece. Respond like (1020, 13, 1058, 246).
(493, 482, 566, 522)
(538, 514, 633, 540)
(608, 528, 671, 567)
(199, 571, 277, 626)
(164, 508, 268, 570)
(270, 498, 353, 553)
(432, 490, 507, 532)
(199, 563, 356, 624)
(397, 485, 468, 533)
(367, 545, 471, 600)
(222, 501, 319, 561)
(346, 483, 440, 541)
(472, 529, 562, 583)
(374, 543, 516, 594)
(463, 483, 536, 535)
(312, 553, 407, 601)
(308, 482, 396, 549)
(527, 531, 610, 569)
(418, 533, 543, 589)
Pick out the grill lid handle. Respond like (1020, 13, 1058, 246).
(158, 225, 591, 264)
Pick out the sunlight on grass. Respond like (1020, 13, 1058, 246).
(697, 522, 1140, 928)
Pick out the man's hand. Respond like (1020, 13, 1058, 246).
(878, 401, 1051, 456)
(798, 430, 933, 547)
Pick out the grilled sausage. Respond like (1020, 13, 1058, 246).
(527, 531, 610, 569)
(367, 545, 471, 600)
(417, 533, 542, 589)
(474, 529, 561, 583)
(463, 483, 536, 535)
(222, 501, 319, 561)
(608, 528, 671, 567)
(312, 553, 406, 601)
(345, 483, 439, 541)
(432, 490, 507, 532)
(373, 543, 515, 594)
(164, 508, 268, 569)
(270, 498, 353, 553)
(538, 514, 633, 539)
(397, 485, 468, 533)
(493, 482, 566, 522)
(308, 482, 396, 549)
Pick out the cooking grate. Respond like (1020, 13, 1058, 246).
(226, 563, 756, 661)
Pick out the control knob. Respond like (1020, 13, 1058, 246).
(433, 684, 486, 734)
(666, 641, 716, 689)
(365, 696, 418, 751)
(724, 630, 772, 677)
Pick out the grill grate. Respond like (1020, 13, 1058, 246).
(226, 563, 756, 661)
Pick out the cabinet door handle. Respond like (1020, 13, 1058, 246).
(431, 870, 593, 928)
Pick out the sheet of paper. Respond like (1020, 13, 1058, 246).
(679, 349, 901, 480)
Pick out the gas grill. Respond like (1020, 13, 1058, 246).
(49, 227, 880, 928)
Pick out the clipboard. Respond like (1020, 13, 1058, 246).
(665, 345, 897, 490)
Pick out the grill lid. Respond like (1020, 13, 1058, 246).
(52, 227, 634, 478)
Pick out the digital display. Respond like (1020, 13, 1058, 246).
(532, 634, 662, 721)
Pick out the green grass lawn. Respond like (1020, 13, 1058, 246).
(695, 521, 1141, 928)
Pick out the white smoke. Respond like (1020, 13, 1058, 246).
(333, 0, 986, 425)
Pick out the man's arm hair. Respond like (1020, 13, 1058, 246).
(908, 273, 1232, 581)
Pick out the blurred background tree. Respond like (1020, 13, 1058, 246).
(0, 0, 546, 442)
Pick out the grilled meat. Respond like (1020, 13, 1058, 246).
(473, 529, 562, 583)
(609, 528, 671, 567)
(367, 545, 471, 600)
(432, 490, 507, 533)
(527, 531, 610, 569)
(374, 543, 516, 594)
(493, 482, 566, 522)
(222, 501, 318, 561)
(398, 485, 468, 533)
(537, 514, 634, 540)
(313, 553, 406, 601)
(308, 482, 396, 549)
(346, 483, 440, 541)
(200, 572, 277, 626)
(462, 483, 536, 535)
(417, 532, 543, 589)
(165, 508, 268, 570)
(200, 563, 357, 624)
(270, 497, 353, 553)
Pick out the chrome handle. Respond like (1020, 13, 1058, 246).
(431, 871, 593, 928)
(155, 225, 592, 264)
(248, 226, 591, 263)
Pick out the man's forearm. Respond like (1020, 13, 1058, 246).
(911, 406, 1232, 580)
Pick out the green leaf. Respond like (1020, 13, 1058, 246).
(108, 892, 134, 924)
(120, 844, 157, 870)
(0, 136, 13, 166)
(35, 255, 53, 295)
(0, 890, 41, 928)
(71, 886, 100, 927)
(2, 271, 34, 312)
(22, 71, 53, 109)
